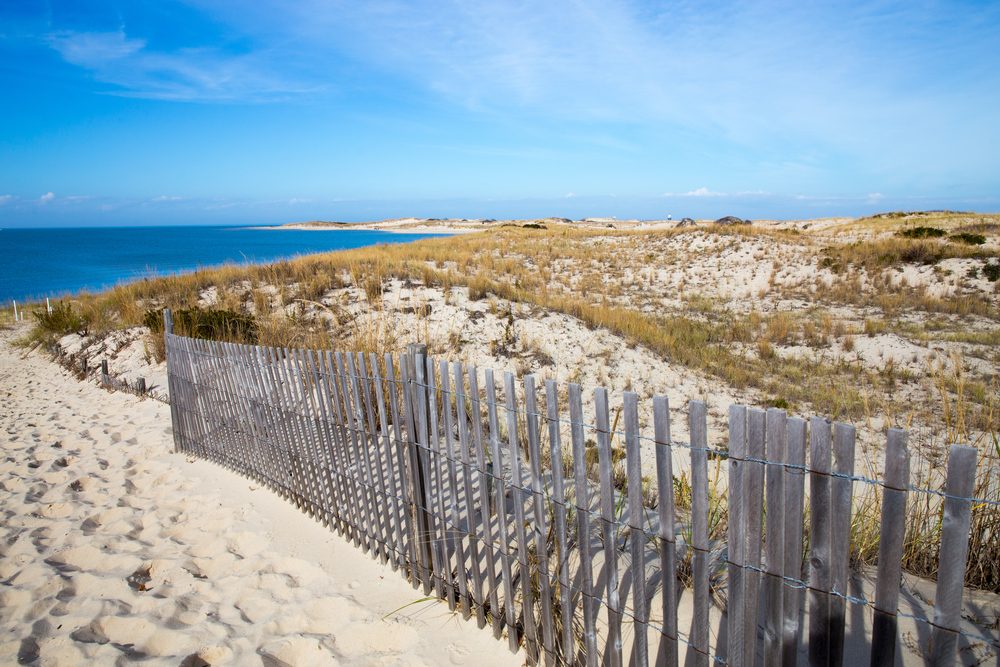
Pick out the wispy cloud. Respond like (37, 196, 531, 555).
(39, 191, 55, 203)
(47, 29, 322, 102)
(664, 187, 770, 198)
(0, 195, 13, 205)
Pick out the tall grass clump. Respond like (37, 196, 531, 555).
(32, 301, 87, 336)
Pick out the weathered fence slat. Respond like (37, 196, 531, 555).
(505, 372, 539, 664)
(569, 382, 599, 667)
(689, 400, 710, 666)
(335, 351, 375, 556)
(870, 429, 909, 667)
(370, 352, 407, 571)
(524, 375, 556, 665)
(402, 349, 434, 593)
(744, 407, 766, 666)
(440, 360, 470, 616)
(385, 354, 418, 583)
(417, 351, 447, 597)
(807, 416, 832, 667)
(485, 369, 519, 652)
(358, 353, 395, 565)
(425, 357, 457, 609)
(310, 349, 349, 538)
(454, 362, 486, 627)
(595, 387, 624, 667)
(727, 405, 748, 667)
(781, 417, 807, 667)
(829, 421, 856, 666)
(469, 366, 503, 639)
(324, 349, 364, 550)
(544, 378, 574, 663)
(623, 391, 649, 667)
(929, 444, 977, 665)
(654, 396, 679, 667)
(763, 408, 787, 666)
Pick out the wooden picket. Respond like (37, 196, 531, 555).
(161, 310, 986, 667)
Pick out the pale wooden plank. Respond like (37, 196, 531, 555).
(870, 428, 909, 667)
(505, 372, 539, 664)
(324, 349, 365, 549)
(370, 352, 408, 570)
(727, 404, 747, 667)
(386, 353, 419, 584)
(399, 352, 432, 591)
(455, 361, 487, 627)
(485, 369, 519, 652)
(423, 355, 454, 604)
(743, 407, 766, 666)
(829, 421, 856, 665)
(248, 345, 281, 496)
(310, 349, 351, 538)
(929, 445, 977, 665)
(271, 345, 308, 512)
(469, 365, 503, 638)
(569, 382, 599, 667)
(524, 375, 556, 665)
(544, 378, 574, 662)
(654, 396, 679, 667)
(594, 387, 624, 667)
(290, 348, 323, 519)
(807, 416, 832, 667)
(335, 351, 376, 555)
(623, 391, 649, 667)
(441, 359, 470, 616)
(781, 417, 807, 667)
(356, 352, 393, 564)
(763, 408, 787, 666)
(689, 399, 710, 666)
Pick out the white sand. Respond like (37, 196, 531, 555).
(0, 326, 525, 666)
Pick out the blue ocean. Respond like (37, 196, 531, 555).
(0, 226, 445, 303)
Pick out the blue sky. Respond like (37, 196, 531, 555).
(1, 0, 999, 226)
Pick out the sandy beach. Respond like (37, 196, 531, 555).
(0, 324, 525, 666)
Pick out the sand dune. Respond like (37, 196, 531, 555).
(0, 326, 525, 666)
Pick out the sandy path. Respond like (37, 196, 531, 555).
(0, 327, 525, 666)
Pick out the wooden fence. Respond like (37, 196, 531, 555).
(163, 311, 985, 666)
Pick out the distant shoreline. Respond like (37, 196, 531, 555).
(247, 223, 473, 235)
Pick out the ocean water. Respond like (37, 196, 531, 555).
(0, 225, 446, 303)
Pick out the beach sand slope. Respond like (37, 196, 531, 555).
(0, 327, 524, 666)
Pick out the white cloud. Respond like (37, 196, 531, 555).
(662, 187, 726, 197)
(47, 30, 320, 102)
(39, 192, 55, 203)
(685, 187, 724, 197)
(0, 195, 13, 205)
(867, 192, 885, 202)
(151, 195, 183, 202)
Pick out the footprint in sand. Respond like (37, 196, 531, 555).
(258, 636, 339, 667)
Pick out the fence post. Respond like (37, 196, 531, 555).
(12, 300, 18, 322)
(101, 359, 109, 386)
(870, 429, 909, 667)
(929, 445, 977, 664)
(47, 297, 52, 314)
(137, 377, 147, 395)
(407, 343, 435, 594)
(163, 309, 181, 453)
